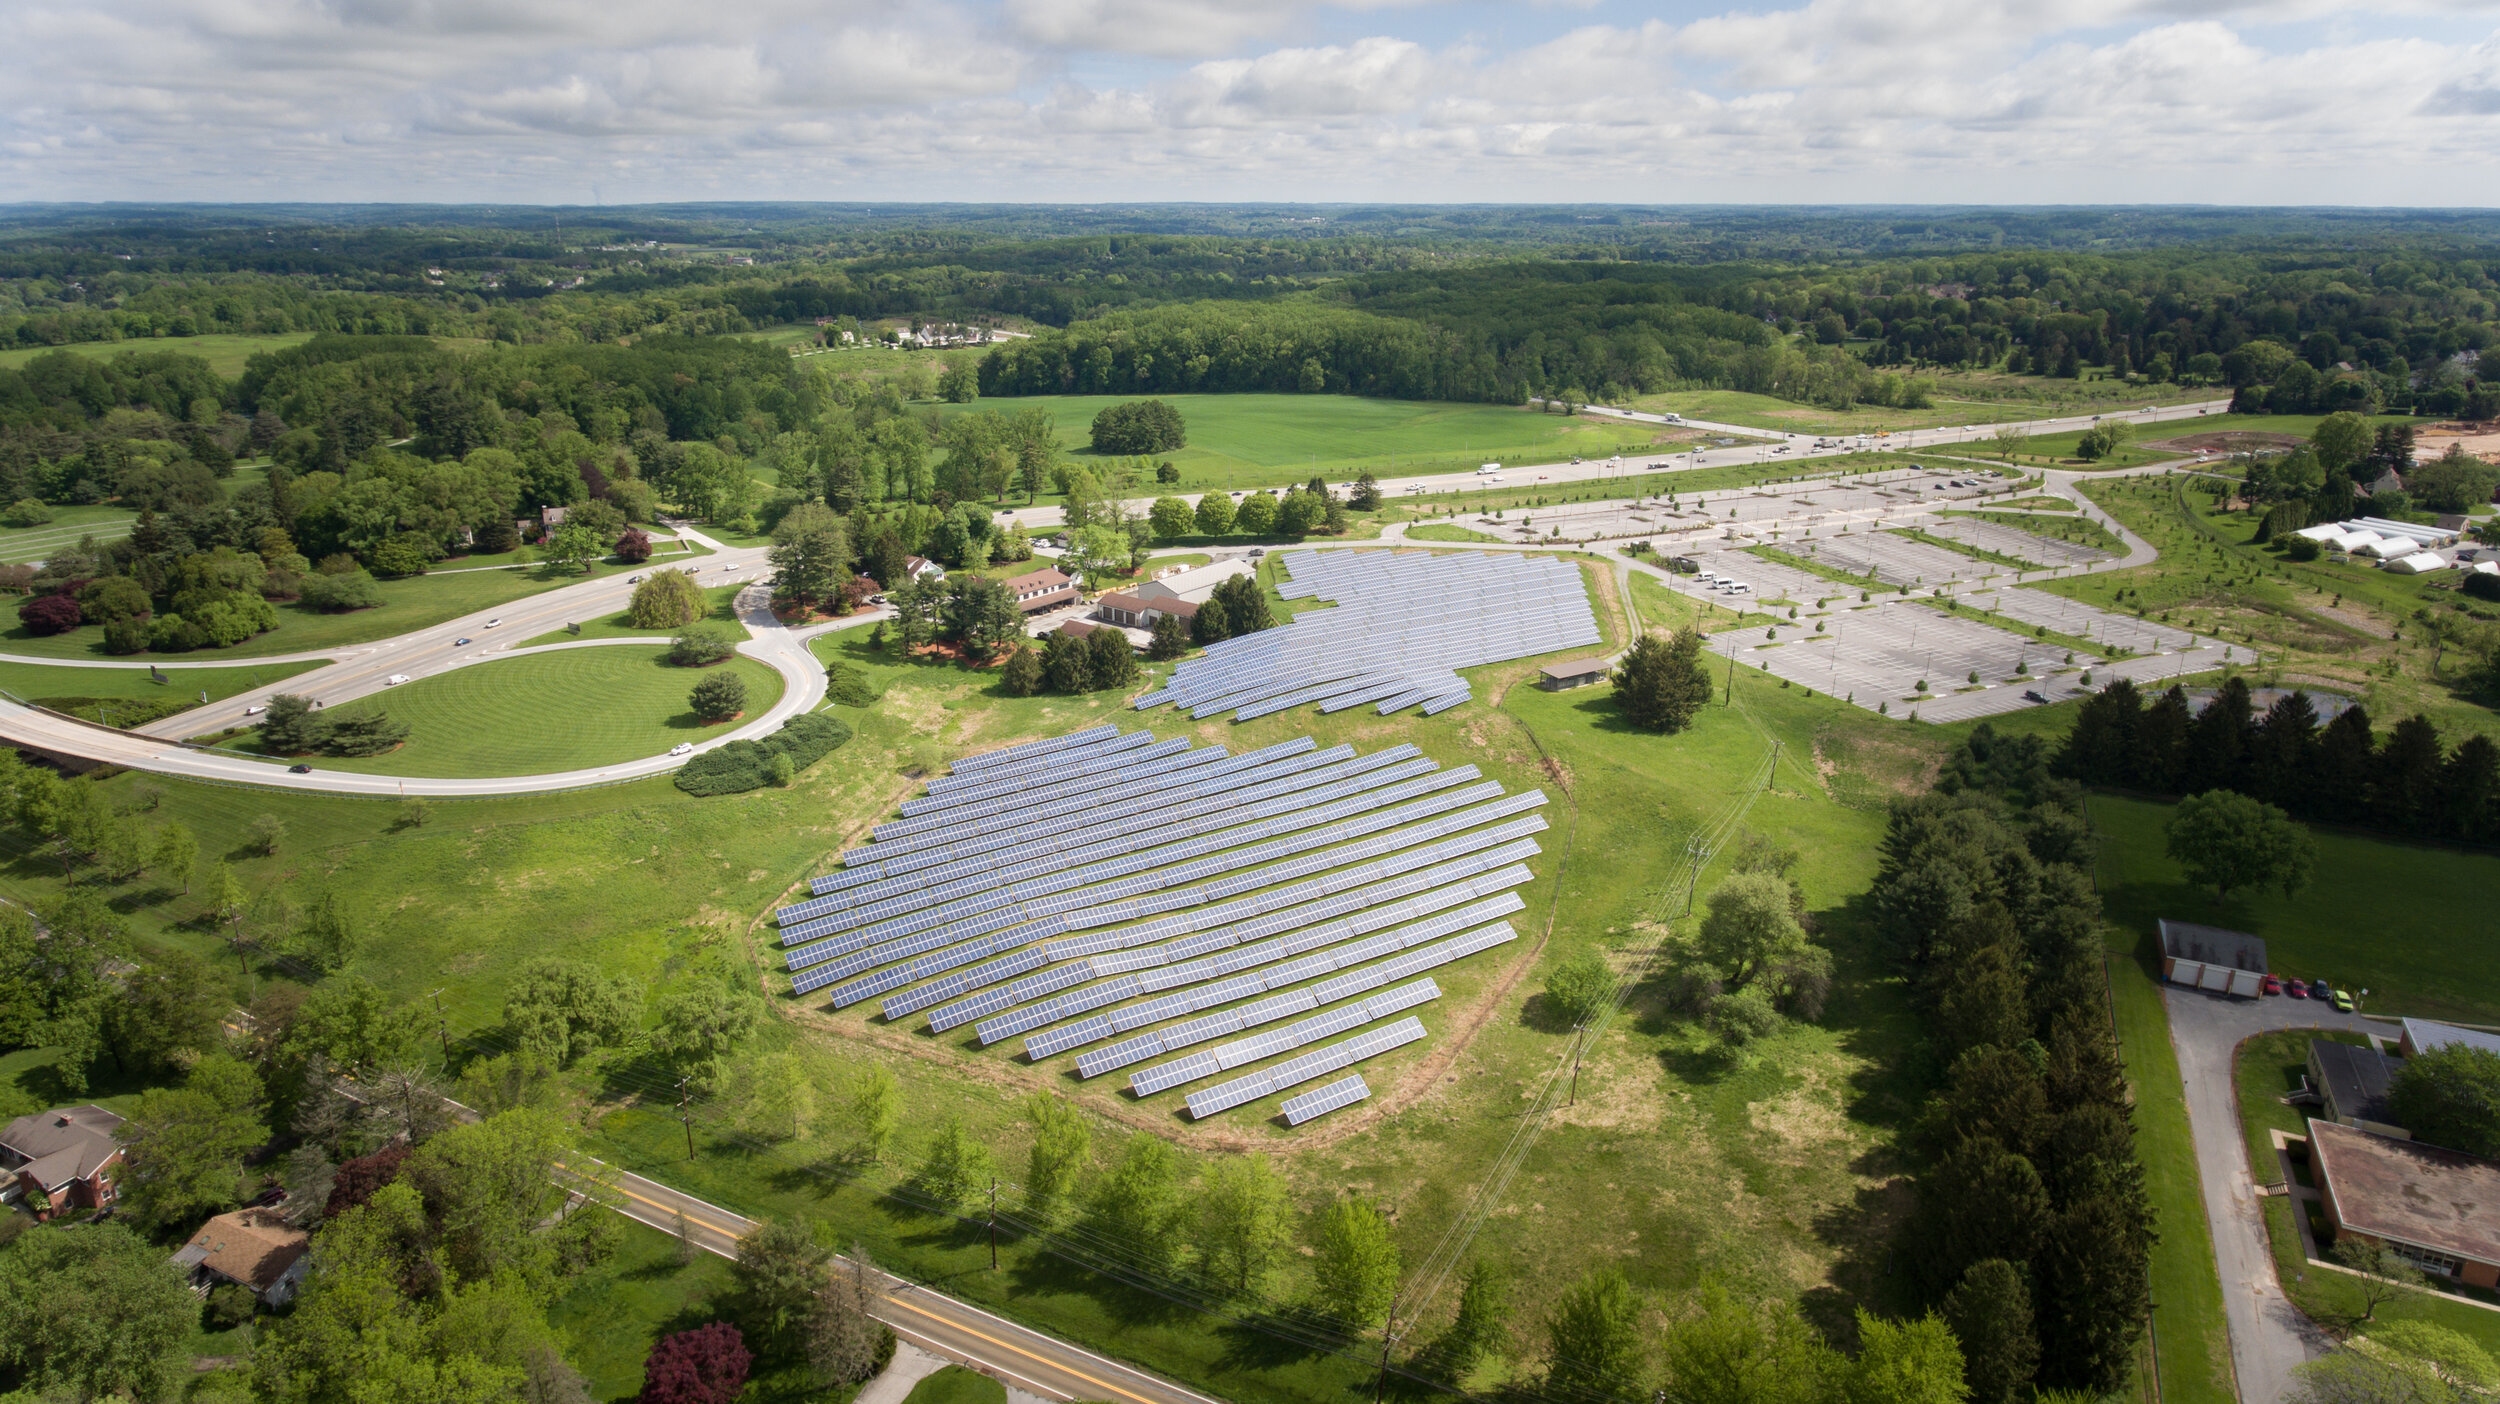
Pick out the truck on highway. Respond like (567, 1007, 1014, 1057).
(1659, 412, 1683, 424)
(1477, 462, 1502, 474)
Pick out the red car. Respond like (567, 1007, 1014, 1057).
(2287, 978, 2308, 999)
(2260, 974, 2282, 996)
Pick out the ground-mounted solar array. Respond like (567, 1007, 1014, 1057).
(1138, 549, 1601, 722)
(776, 724, 1546, 1124)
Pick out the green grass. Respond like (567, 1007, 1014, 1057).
(546, 1219, 740, 1402)
(1987, 496, 2079, 512)
(0, 659, 322, 706)
(2234, 1028, 2372, 1188)
(229, 648, 785, 777)
(1934, 509, 2123, 556)
(2261, 1195, 2500, 1355)
(1403, 523, 1503, 544)
(2091, 793, 2500, 1025)
(519, 584, 750, 649)
(0, 332, 317, 378)
(2102, 921, 2239, 1404)
(941, 393, 1677, 495)
(1621, 377, 2207, 438)
(903, 1366, 1005, 1404)
(0, 554, 690, 661)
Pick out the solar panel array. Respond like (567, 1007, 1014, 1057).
(1185, 1018, 1430, 1119)
(1280, 1074, 1371, 1126)
(778, 725, 1546, 1121)
(1138, 550, 1601, 722)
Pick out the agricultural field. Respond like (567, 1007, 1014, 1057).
(226, 646, 786, 777)
(939, 393, 1678, 494)
(0, 330, 317, 377)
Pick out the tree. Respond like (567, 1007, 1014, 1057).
(1847, 1310, 1971, 1404)
(153, 819, 196, 894)
(1310, 1196, 1399, 1329)
(846, 1063, 902, 1162)
(105, 950, 225, 1079)
(505, 957, 643, 1068)
(249, 811, 286, 856)
(1189, 595, 1231, 647)
(1066, 523, 1130, 581)
(121, 1053, 268, 1230)
(1206, 574, 1272, 634)
(631, 569, 709, 628)
(2312, 411, 2375, 476)
(999, 642, 1043, 697)
(2164, 790, 2315, 898)
(1941, 1259, 2036, 1404)
(1148, 496, 1197, 540)
(299, 567, 388, 611)
(1145, 611, 1189, 661)
(652, 984, 760, 1093)
(0, 1221, 196, 1403)
(770, 504, 852, 611)
(1655, 1282, 1834, 1404)
(911, 1113, 994, 1209)
(327, 1142, 413, 1217)
(1234, 490, 1278, 535)
(538, 521, 606, 573)
(1349, 473, 1382, 510)
(1087, 1133, 1185, 1277)
(2287, 1347, 2466, 1404)
(288, 976, 425, 1078)
(1418, 1258, 1510, 1385)
(690, 671, 750, 720)
(2330, 1241, 2425, 1324)
(1695, 871, 1810, 991)
(260, 693, 330, 753)
(1544, 947, 1612, 1027)
(1022, 1094, 1090, 1225)
(1089, 400, 1186, 454)
(292, 888, 360, 972)
(1614, 627, 1714, 732)
(670, 622, 739, 665)
(638, 1322, 751, 1404)
(2386, 1045, 2500, 1159)
(943, 576, 1024, 662)
(808, 1251, 892, 1385)
(1549, 1265, 1649, 1403)
(1197, 1155, 1291, 1293)
(731, 1217, 832, 1356)
(207, 860, 250, 960)
(1194, 492, 1235, 535)
(1085, 626, 1139, 690)
(615, 528, 654, 564)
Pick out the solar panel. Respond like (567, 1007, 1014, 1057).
(1184, 1017, 1427, 1118)
(1280, 1074, 1370, 1126)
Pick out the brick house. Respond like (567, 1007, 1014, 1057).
(0, 1105, 126, 1220)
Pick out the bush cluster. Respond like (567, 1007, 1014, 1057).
(674, 713, 852, 796)
(1087, 399, 1186, 455)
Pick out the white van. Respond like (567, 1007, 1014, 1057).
(1659, 412, 1684, 424)
(1477, 462, 1502, 475)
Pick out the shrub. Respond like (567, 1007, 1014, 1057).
(474, 520, 521, 554)
(638, 1322, 750, 1404)
(2, 499, 52, 528)
(689, 672, 749, 720)
(669, 623, 739, 666)
(1088, 399, 1186, 455)
(2283, 536, 2322, 562)
(369, 535, 433, 577)
(298, 569, 385, 612)
(16, 593, 82, 635)
(615, 529, 653, 564)
(2464, 571, 2500, 602)
(675, 713, 852, 796)
(101, 616, 149, 654)
(825, 661, 877, 708)
(204, 1283, 256, 1331)
(631, 570, 708, 629)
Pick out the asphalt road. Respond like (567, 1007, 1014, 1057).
(592, 1161, 1227, 1404)
(2160, 984, 2382, 1404)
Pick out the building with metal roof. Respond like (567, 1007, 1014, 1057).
(1537, 657, 1611, 690)
(2398, 1018, 2500, 1060)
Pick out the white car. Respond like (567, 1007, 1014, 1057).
(483, 618, 502, 628)
(668, 742, 694, 757)
(1477, 463, 1503, 475)
(386, 674, 411, 686)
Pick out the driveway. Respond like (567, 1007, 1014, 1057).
(2161, 983, 2381, 1404)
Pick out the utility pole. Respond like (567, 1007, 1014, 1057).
(677, 1076, 695, 1158)
(1724, 645, 1738, 704)
(429, 989, 451, 1063)
(1568, 1023, 1587, 1106)
(988, 1176, 1000, 1270)
(1373, 1292, 1399, 1404)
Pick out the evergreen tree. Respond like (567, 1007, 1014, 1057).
(1041, 632, 1090, 692)
(2181, 676, 2253, 795)
(1084, 628, 1139, 690)
(1943, 1259, 2038, 1404)
(2130, 686, 2191, 791)
(999, 643, 1043, 697)
(2031, 1194, 2151, 1394)
(2051, 678, 2139, 783)
(2438, 733, 2500, 842)
(1189, 595, 1232, 646)
(2372, 712, 2445, 834)
(2246, 689, 2321, 810)
(1145, 611, 1189, 661)
(1612, 628, 1713, 733)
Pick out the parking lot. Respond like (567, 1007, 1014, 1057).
(1464, 465, 2026, 546)
(1957, 586, 2199, 656)
(1788, 530, 2010, 587)
(1925, 516, 2110, 568)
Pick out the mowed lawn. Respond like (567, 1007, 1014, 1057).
(519, 582, 750, 648)
(235, 646, 784, 777)
(0, 659, 322, 704)
(0, 331, 318, 378)
(941, 392, 1668, 493)
(2090, 793, 2500, 1024)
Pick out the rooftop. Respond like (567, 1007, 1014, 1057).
(2158, 918, 2267, 974)
(2311, 1117, 2500, 1266)
(1539, 656, 1611, 681)
(2311, 1039, 2400, 1127)
(171, 1206, 309, 1293)
(0, 1105, 123, 1189)
(1003, 566, 1073, 593)
(2403, 1018, 2500, 1058)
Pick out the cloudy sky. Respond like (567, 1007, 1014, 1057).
(5, 0, 2499, 205)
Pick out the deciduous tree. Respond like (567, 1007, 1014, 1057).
(1310, 1196, 1399, 1330)
(2164, 789, 2315, 898)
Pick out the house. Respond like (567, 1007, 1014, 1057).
(1000, 566, 1078, 613)
(0, 1105, 126, 1219)
(2156, 918, 2267, 997)
(2396, 1018, 2500, 1061)
(1133, 561, 1252, 608)
(1095, 590, 1193, 628)
(540, 505, 570, 528)
(2364, 469, 2408, 498)
(902, 555, 947, 583)
(1053, 619, 1102, 641)
(2308, 1117, 2500, 1287)
(1537, 657, 1611, 691)
(2307, 1040, 2408, 1139)
(171, 1206, 313, 1306)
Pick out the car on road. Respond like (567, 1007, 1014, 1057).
(2332, 989, 2356, 1013)
(628, 574, 643, 583)
(668, 742, 694, 757)
(244, 704, 266, 715)
(484, 618, 502, 628)
(2261, 973, 2282, 996)
(288, 764, 312, 774)
(2288, 978, 2309, 999)
(455, 637, 471, 646)
(2310, 979, 2334, 1001)
(1477, 463, 1502, 475)
(2021, 690, 2048, 704)
(386, 674, 410, 685)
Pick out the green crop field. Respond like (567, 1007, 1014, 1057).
(2090, 794, 2500, 1024)
(0, 331, 318, 378)
(942, 392, 1676, 494)
(228, 646, 785, 777)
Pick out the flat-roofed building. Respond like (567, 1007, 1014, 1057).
(2309, 1117, 2500, 1288)
(2307, 1040, 2408, 1139)
(1537, 657, 1610, 690)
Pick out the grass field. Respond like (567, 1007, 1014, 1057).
(1402, 522, 1503, 543)
(2234, 1028, 2371, 1189)
(0, 658, 322, 704)
(903, 1366, 1005, 1404)
(2103, 924, 2238, 1404)
(942, 393, 1676, 494)
(2261, 1192, 2500, 1354)
(0, 553, 693, 662)
(519, 583, 750, 649)
(1934, 508, 2124, 555)
(0, 331, 317, 378)
(229, 647, 785, 777)
(2090, 793, 2500, 1025)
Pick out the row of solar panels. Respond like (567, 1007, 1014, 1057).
(781, 759, 1469, 952)
(782, 784, 1540, 986)
(1085, 918, 1517, 1083)
(862, 823, 1547, 1019)
(944, 723, 1119, 776)
(887, 732, 1195, 828)
(1185, 1017, 1430, 1120)
(1281, 1074, 1370, 1126)
(784, 745, 1425, 927)
(1132, 975, 1442, 1097)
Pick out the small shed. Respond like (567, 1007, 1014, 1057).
(1538, 657, 1610, 691)
(2157, 918, 2267, 998)
(2308, 1040, 2409, 1139)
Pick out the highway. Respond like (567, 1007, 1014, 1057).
(592, 1160, 1226, 1404)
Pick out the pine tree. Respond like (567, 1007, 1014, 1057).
(1612, 628, 1712, 733)
(2051, 676, 2139, 783)
(1943, 1260, 2038, 1404)
(2130, 686, 2191, 792)
(2373, 713, 2446, 834)
(999, 643, 1043, 697)
(2181, 676, 2253, 795)
(1145, 611, 1189, 661)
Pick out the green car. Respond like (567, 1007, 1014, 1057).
(2332, 989, 2356, 1013)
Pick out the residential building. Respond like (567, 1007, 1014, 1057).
(171, 1206, 313, 1305)
(1095, 590, 1193, 628)
(2308, 1118, 2500, 1288)
(1001, 566, 1079, 613)
(903, 556, 947, 583)
(0, 1105, 126, 1219)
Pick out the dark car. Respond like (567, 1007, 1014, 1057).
(2310, 979, 2334, 1001)
(288, 763, 313, 774)
(2022, 690, 2048, 704)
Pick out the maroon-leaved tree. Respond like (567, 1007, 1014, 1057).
(638, 1322, 751, 1404)
(617, 529, 654, 564)
(17, 593, 82, 636)
(325, 1142, 412, 1218)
